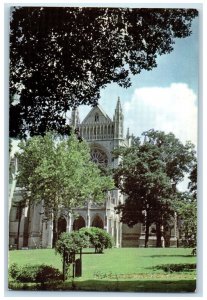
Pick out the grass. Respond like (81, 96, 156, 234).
(8, 247, 196, 292)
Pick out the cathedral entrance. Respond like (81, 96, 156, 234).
(57, 216, 67, 238)
(73, 216, 86, 231)
(92, 215, 104, 229)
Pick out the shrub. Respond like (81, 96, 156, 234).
(35, 265, 63, 282)
(155, 263, 196, 273)
(79, 227, 113, 253)
(55, 231, 90, 256)
(15, 265, 39, 282)
(9, 263, 19, 279)
(9, 264, 63, 283)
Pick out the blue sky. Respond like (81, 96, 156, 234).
(78, 17, 199, 147)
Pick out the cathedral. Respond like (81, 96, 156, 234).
(9, 98, 178, 249)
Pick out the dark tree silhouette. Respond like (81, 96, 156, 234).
(10, 7, 198, 137)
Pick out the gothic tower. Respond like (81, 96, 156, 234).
(114, 96, 124, 140)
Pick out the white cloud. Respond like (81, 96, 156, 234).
(123, 83, 198, 146)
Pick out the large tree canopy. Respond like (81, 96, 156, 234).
(10, 7, 198, 137)
(113, 130, 196, 247)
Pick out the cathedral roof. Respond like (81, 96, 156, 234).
(81, 105, 112, 124)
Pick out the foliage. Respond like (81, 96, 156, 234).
(10, 7, 198, 137)
(17, 132, 114, 246)
(9, 263, 19, 279)
(9, 138, 12, 154)
(188, 163, 197, 199)
(175, 192, 197, 248)
(79, 227, 113, 253)
(141, 129, 196, 186)
(114, 130, 196, 247)
(9, 263, 63, 283)
(55, 231, 90, 256)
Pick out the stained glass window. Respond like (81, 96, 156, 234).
(91, 148, 108, 166)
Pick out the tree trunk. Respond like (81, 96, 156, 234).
(156, 223, 162, 247)
(145, 221, 150, 248)
(16, 204, 23, 250)
(52, 212, 58, 248)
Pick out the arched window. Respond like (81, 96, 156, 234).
(57, 216, 67, 238)
(92, 215, 104, 229)
(73, 216, 86, 231)
(91, 148, 108, 166)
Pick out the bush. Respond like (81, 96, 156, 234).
(9, 263, 19, 279)
(55, 231, 90, 256)
(155, 263, 196, 273)
(14, 265, 39, 282)
(79, 227, 113, 253)
(35, 265, 63, 282)
(9, 264, 63, 283)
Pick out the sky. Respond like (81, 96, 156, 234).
(78, 17, 199, 148)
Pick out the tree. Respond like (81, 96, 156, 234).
(55, 231, 89, 280)
(79, 227, 113, 253)
(17, 132, 114, 247)
(114, 130, 196, 247)
(10, 7, 198, 137)
(142, 130, 196, 187)
(114, 141, 174, 247)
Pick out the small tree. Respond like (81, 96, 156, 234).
(79, 227, 113, 253)
(55, 232, 89, 280)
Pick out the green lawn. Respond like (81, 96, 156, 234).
(8, 247, 196, 292)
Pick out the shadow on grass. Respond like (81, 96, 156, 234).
(145, 255, 194, 258)
(9, 279, 196, 293)
(81, 252, 104, 255)
(72, 279, 196, 293)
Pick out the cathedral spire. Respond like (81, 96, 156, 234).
(115, 96, 122, 113)
(114, 97, 124, 139)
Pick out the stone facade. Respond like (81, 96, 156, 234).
(9, 98, 178, 249)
